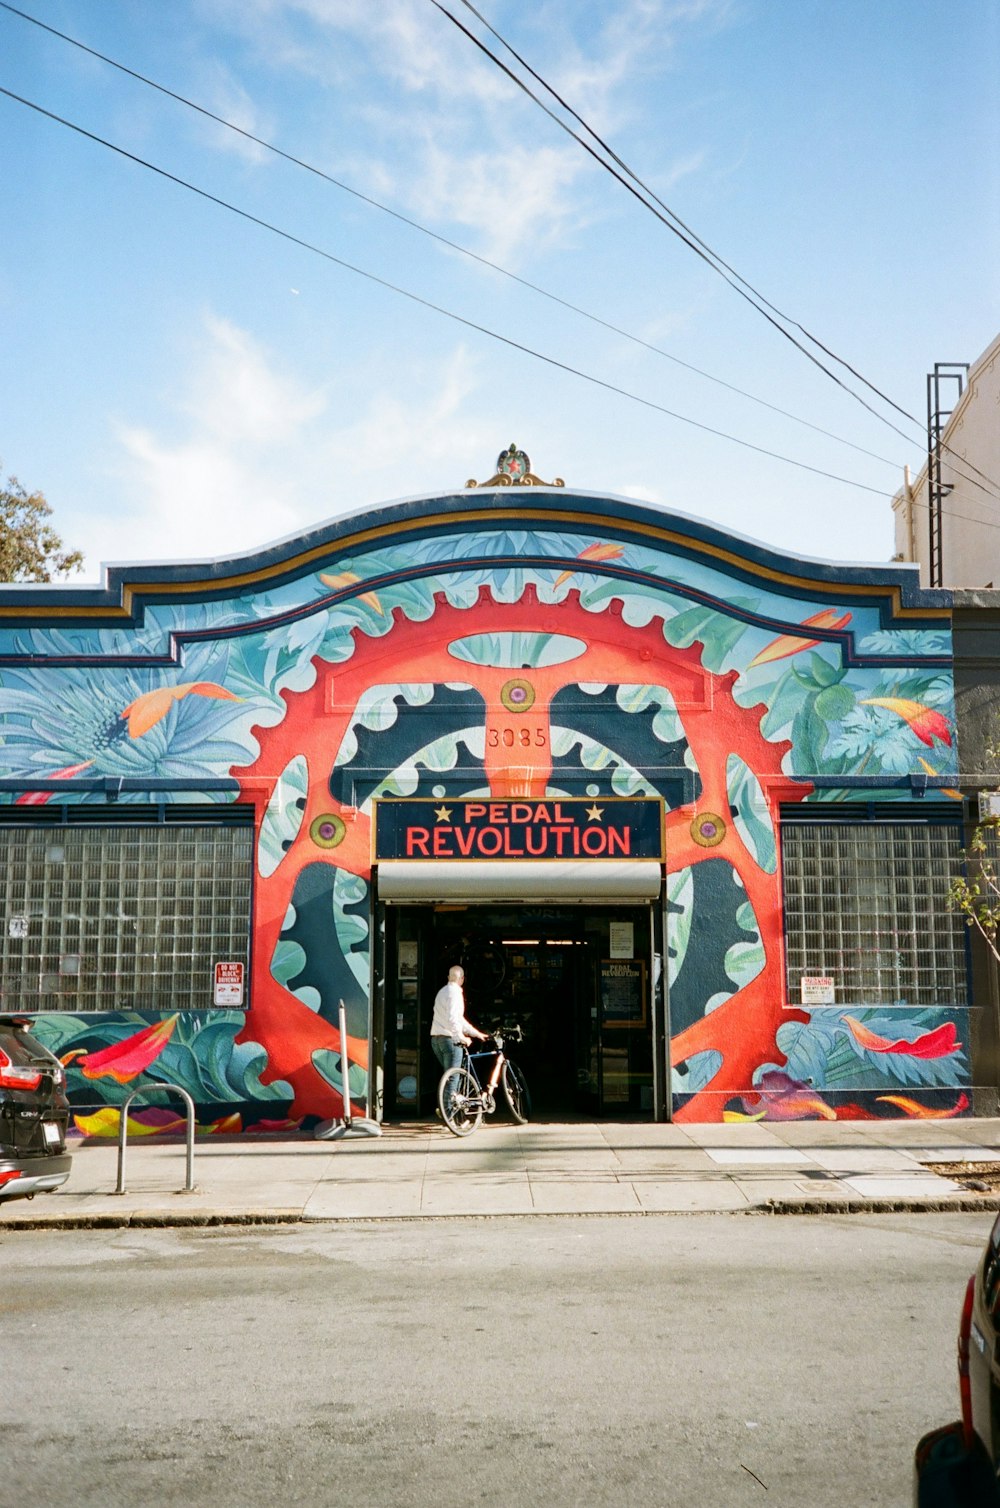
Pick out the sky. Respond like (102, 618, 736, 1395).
(2, 0, 999, 580)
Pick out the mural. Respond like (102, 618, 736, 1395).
(0, 480, 969, 1129)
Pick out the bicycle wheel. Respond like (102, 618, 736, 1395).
(438, 1067, 483, 1137)
(501, 1059, 531, 1124)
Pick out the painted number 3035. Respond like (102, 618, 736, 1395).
(487, 726, 547, 748)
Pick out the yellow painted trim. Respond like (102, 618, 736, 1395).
(0, 504, 949, 622)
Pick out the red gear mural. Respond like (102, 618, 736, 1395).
(231, 584, 811, 1122)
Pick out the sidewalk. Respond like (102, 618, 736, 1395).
(6, 1116, 1000, 1229)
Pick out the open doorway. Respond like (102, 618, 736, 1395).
(381, 903, 657, 1120)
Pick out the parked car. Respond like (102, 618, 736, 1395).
(915, 1212, 1000, 1504)
(0, 1014, 72, 1204)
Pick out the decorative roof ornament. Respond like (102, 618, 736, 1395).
(465, 443, 564, 489)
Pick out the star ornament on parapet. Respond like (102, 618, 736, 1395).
(586, 804, 604, 821)
(434, 805, 453, 822)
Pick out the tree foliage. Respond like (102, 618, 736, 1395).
(948, 819, 1000, 965)
(948, 731, 1000, 964)
(0, 471, 84, 582)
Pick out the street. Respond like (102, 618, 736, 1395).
(2, 1212, 992, 1508)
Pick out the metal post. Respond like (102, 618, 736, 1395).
(313, 1000, 382, 1140)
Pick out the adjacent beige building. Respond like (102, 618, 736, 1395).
(893, 331, 1000, 588)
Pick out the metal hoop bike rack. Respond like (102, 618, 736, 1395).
(115, 1082, 197, 1195)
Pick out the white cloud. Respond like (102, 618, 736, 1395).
(86, 317, 325, 567)
(83, 320, 496, 571)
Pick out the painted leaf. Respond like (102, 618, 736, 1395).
(860, 697, 952, 748)
(121, 682, 240, 739)
(747, 610, 851, 669)
(319, 570, 384, 615)
(875, 1093, 970, 1119)
(77, 1014, 179, 1083)
(843, 1015, 960, 1059)
(553, 542, 624, 587)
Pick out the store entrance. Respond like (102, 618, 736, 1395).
(382, 903, 656, 1120)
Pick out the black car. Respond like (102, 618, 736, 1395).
(0, 1014, 72, 1203)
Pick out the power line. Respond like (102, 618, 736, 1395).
(437, 0, 1000, 508)
(0, 0, 903, 472)
(427, 0, 923, 448)
(0, 83, 894, 499)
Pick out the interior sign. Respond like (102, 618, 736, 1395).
(375, 798, 663, 861)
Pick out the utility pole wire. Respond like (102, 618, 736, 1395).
(0, 83, 893, 499)
(0, 0, 903, 473)
(440, 0, 1000, 507)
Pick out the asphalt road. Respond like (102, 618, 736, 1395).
(2, 1212, 993, 1508)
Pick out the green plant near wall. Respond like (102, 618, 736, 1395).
(948, 732, 1000, 964)
(949, 818, 1000, 966)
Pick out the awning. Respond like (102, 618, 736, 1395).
(376, 860, 662, 903)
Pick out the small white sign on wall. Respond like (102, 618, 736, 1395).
(800, 975, 835, 1005)
(609, 921, 634, 959)
(8, 916, 28, 939)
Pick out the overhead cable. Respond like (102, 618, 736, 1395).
(0, 0, 903, 472)
(437, 0, 1000, 506)
(0, 84, 894, 499)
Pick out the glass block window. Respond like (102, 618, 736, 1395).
(781, 819, 968, 1005)
(0, 819, 252, 1013)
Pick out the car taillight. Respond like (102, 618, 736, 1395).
(0, 1046, 42, 1091)
(0, 1169, 24, 1185)
(958, 1272, 976, 1447)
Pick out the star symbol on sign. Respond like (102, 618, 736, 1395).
(586, 804, 604, 821)
(434, 805, 452, 822)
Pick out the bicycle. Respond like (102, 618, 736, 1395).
(437, 1026, 531, 1137)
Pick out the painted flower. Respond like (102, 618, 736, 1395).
(747, 609, 851, 669)
(0, 648, 255, 802)
(860, 697, 952, 748)
(554, 542, 624, 587)
(75, 1015, 179, 1083)
(736, 1070, 837, 1121)
(843, 1016, 960, 1059)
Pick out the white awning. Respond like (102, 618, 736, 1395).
(376, 860, 662, 903)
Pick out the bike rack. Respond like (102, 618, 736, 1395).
(115, 1083, 197, 1195)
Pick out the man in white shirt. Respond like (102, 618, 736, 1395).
(430, 965, 487, 1085)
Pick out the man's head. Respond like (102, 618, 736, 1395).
(448, 965, 464, 985)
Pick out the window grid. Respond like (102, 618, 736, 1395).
(782, 822, 967, 1005)
(0, 825, 252, 1013)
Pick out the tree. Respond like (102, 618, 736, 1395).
(0, 471, 84, 582)
(948, 725, 1000, 965)
(948, 815, 1000, 966)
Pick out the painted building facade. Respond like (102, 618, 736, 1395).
(0, 451, 974, 1133)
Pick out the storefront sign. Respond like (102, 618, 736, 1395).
(800, 975, 835, 1005)
(374, 798, 663, 862)
(213, 961, 245, 1006)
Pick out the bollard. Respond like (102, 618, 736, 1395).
(313, 1001, 381, 1140)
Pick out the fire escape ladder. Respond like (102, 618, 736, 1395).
(926, 361, 969, 587)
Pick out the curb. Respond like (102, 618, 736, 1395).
(4, 1196, 1000, 1229)
(0, 1209, 306, 1231)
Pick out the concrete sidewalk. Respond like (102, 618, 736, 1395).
(6, 1116, 1000, 1228)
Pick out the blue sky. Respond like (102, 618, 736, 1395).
(2, 0, 999, 577)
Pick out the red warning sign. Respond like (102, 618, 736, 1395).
(213, 961, 245, 1006)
